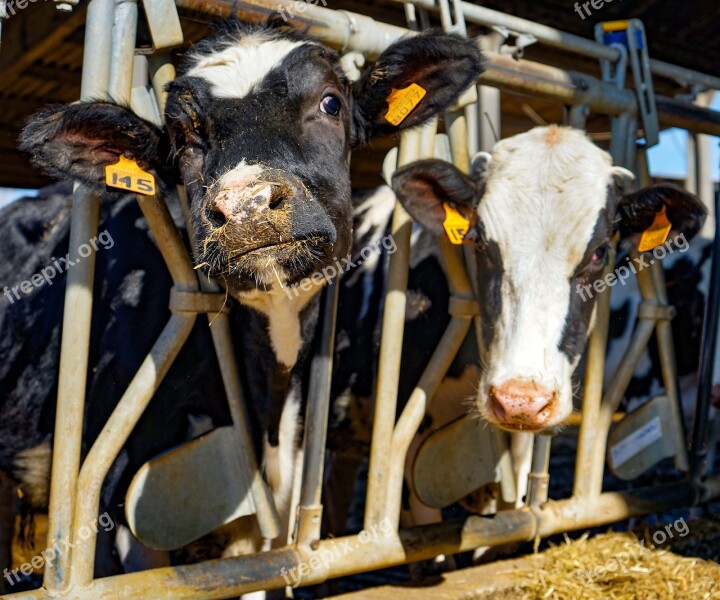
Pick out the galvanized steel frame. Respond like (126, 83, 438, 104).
(5, 0, 720, 598)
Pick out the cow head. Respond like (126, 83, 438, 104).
(20, 22, 483, 298)
(393, 125, 706, 432)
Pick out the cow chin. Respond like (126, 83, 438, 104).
(199, 235, 335, 293)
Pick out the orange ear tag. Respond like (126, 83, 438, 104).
(637, 205, 672, 252)
(105, 156, 156, 196)
(384, 83, 427, 126)
(442, 202, 471, 245)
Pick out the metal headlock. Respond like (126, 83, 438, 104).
(5, 0, 720, 598)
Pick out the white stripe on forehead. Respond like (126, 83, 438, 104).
(185, 32, 311, 99)
(478, 125, 616, 274)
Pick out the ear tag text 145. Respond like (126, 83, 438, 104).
(384, 83, 427, 126)
(638, 205, 671, 252)
(105, 156, 156, 196)
(443, 203, 471, 245)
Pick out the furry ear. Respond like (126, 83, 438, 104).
(617, 183, 707, 248)
(392, 159, 479, 236)
(351, 31, 484, 146)
(19, 102, 173, 194)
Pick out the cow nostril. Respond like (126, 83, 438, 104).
(268, 185, 287, 209)
(206, 207, 227, 229)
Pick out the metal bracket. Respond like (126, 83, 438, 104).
(596, 19, 659, 147)
(142, 0, 183, 51)
(637, 302, 676, 321)
(169, 288, 231, 314)
(448, 296, 480, 318)
(492, 25, 537, 60)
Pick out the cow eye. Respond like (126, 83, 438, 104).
(590, 244, 609, 267)
(320, 95, 341, 116)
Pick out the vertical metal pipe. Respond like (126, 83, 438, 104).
(43, 0, 116, 588)
(365, 129, 421, 529)
(44, 0, 116, 588)
(609, 113, 632, 169)
(568, 104, 589, 129)
(527, 435, 551, 508)
(148, 52, 175, 116)
(108, 0, 138, 105)
(43, 186, 101, 590)
(79, 0, 114, 101)
(573, 113, 634, 499)
(692, 184, 720, 479)
(297, 281, 340, 544)
(445, 109, 470, 173)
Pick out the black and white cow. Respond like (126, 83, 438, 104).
(6, 19, 484, 576)
(327, 125, 707, 553)
(392, 125, 706, 434)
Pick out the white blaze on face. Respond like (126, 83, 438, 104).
(477, 125, 625, 428)
(185, 32, 311, 99)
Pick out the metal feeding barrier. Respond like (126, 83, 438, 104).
(4, 0, 720, 598)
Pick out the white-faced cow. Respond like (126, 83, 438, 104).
(327, 126, 706, 563)
(7, 19, 484, 578)
(392, 125, 706, 434)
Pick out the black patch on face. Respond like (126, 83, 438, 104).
(558, 205, 612, 361)
(474, 222, 504, 353)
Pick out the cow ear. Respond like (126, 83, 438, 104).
(351, 31, 484, 146)
(391, 159, 478, 236)
(617, 183, 707, 248)
(19, 102, 171, 193)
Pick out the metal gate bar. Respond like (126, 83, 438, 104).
(383, 0, 720, 91)
(6, 476, 720, 599)
(42, 0, 114, 589)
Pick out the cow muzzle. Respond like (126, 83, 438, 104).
(487, 378, 559, 432)
(202, 167, 336, 259)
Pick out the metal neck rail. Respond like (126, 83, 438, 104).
(5, 1, 720, 599)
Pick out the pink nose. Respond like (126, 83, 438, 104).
(207, 182, 282, 226)
(488, 379, 556, 429)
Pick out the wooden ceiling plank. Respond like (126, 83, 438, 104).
(0, 7, 86, 83)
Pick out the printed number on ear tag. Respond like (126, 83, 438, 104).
(105, 156, 156, 196)
(638, 205, 672, 252)
(443, 203, 471, 245)
(384, 83, 427, 126)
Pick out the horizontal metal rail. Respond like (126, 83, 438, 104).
(174, 0, 720, 136)
(384, 0, 720, 92)
(5, 477, 720, 599)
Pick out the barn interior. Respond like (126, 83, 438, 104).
(1, 0, 718, 189)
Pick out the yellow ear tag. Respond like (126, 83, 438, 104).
(442, 202, 471, 245)
(637, 205, 672, 252)
(105, 156, 156, 196)
(384, 83, 427, 126)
